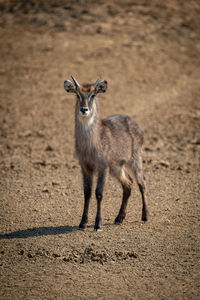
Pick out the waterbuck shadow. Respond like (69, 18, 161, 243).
(0, 225, 79, 239)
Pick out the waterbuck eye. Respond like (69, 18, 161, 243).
(88, 94, 95, 102)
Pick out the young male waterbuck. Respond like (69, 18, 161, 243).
(64, 76, 148, 231)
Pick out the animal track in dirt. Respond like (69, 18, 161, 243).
(62, 247, 138, 264)
(21, 246, 137, 265)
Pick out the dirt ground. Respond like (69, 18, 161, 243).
(0, 1, 200, 299)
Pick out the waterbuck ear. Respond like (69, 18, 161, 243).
(64, 80, 76, 93)
(95, 80, 108, 94)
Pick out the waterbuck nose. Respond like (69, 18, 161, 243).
(80, 107, 89, 115)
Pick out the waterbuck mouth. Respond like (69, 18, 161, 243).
(80, 107, 90, 116)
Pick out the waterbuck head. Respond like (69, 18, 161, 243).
(64, 76, 107, 119)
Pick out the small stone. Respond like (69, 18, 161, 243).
(191, 138, 200, 145)
(51, 164, 58, 169)
(159, 161, 170, 168)
(19, 250, 24, 255)
(45, 145, 53, 151)
(144, 147, 152, 152)
(63, 257, 70, 262)
(33, 161, 46, 167)
(10, 163, 15, 169)
(52, 253, 60, 258)
(27, 253, 33, 258)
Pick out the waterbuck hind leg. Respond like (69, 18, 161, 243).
(138, 181, 148, 221)
(131, 155, 148, 222)
(79, 167, 93, 230)
(115, 184, 131, 225)
(94, 169, 107, 231)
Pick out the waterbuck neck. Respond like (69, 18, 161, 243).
(75, 99, 101, 155)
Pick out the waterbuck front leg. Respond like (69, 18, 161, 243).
(79, 166, 93, 230)
(94, 169, 108, 231)
(115, 184, 131, 225)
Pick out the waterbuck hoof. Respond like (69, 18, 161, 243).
(114, 221, 122, 226)
(141, 214, 148, 222)
(94, 228, 102, 232)
(79, 223, 87, 230)
(78, 226, 85, 231)
(114, 215, 125, 225)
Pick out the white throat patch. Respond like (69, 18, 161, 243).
(87, 113, 95, 127)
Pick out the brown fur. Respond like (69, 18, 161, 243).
(81, 84, 95, 93)
(64, 78, 148, 231)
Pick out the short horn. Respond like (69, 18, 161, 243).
(71, 76, 80, 89)
(93, 77, 101, 88)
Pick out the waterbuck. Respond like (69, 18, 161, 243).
(64, 76, 148, 231)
